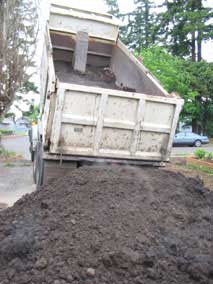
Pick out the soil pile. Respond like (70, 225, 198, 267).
(0, 166, 212, 284)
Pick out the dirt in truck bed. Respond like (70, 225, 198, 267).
(55, 62, 136, 92)
(0, 165, 213, 284)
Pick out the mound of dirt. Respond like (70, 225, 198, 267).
(0, 166, 212, 284)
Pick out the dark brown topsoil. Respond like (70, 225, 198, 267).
(0, 165, 213, 284)
(55, 63, 136, 92)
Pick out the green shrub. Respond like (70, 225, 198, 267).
(0, 147, 16, 158)
(0, 129, 13, 136)
(194, 149, 207, 159)
(206, 152, 213, 162)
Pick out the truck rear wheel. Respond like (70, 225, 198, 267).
(31, 150, 35, 162)
(33, 142, 44, 190)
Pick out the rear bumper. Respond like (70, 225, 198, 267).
(43, 153, 166, 167)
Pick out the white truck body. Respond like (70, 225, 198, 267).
(34, 1, 184, 185)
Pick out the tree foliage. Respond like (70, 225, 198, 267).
(105, 0, 158, 50)
(23, 105, 40, 123)
(0, 0, 38, 117)
(158, 0, 213, 61)
(104, 0, 120, 17)
(141, 47, 213, 135)
(125, 0, 158, 51)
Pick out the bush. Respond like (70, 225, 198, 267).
(194, 149, 207, 159)
(0, 147, 16, 158)
(0, 129, 14, 136)
(206, 152, 213, 162)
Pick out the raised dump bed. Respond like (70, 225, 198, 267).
(33, 1, 184, 187)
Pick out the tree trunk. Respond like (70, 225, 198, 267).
(202, 104, 209, 135)
(191, 31, 196, 62)
(145, 0, 149, 48)
(0, 0, 4, 73)
(197, 34, 202, 62)
(197, 0, 202, 62)
(192, 118, 198, 133)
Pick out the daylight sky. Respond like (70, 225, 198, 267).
(53, 0, 213, 62)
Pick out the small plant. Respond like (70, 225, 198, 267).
(194, 149, 207, 160)
(0, 130, 14, 136)
(0, 147, 16, 159)
(206, 152, 213, 162)
(4, 162, 16, 168)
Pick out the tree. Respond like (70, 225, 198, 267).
(129, 0, 157, 51)
(13, 81, 39, 122)
(104, 0, 120, 18)
(104, 0, 158, 49)
(183, 61, 213, 134)
(157, 0, 213, 132)
(118, 0, 158, 51)
(140, 47, 213, 135)
(158, 0, 213, 61)
(0, 0, 38, 117)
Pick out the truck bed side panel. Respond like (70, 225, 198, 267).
(49, 84, 183, 162)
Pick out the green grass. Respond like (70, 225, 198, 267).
(0, 129, 14, 136)
(3, 162, 16, 168)
(0, 147, 17, 159)
(173, 153, 188, 157)
(187, 164, 213, 175)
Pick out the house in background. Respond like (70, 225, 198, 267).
(0, 117, 30, 135)
(15, 117, 30, 129)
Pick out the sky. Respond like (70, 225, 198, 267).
(118, 0, 213, 62)
(53, 0, 213, 62)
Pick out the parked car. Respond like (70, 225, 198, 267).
(173, 132, 209, 147)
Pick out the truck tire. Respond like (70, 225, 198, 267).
(33, 142, 44, 189)
(31, 149, 35, 162)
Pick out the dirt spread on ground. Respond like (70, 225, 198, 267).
(167, 162, 213, 191)
(0, 165, 212, 284)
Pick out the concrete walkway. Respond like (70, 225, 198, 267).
(0, 161, 35, 208)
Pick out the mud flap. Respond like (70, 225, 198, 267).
(33, 142, 44, 190)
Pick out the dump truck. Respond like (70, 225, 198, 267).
(32, 1, 184, 188)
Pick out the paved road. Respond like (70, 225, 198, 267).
(0, 161, 35, 207)
(172, 144, 213, 156)
(1, 135, 30, 160)
(0, 136, 34, 207)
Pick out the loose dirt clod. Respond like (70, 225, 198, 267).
(0, 165, 212, 284)
(86, 268, 96, 277)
